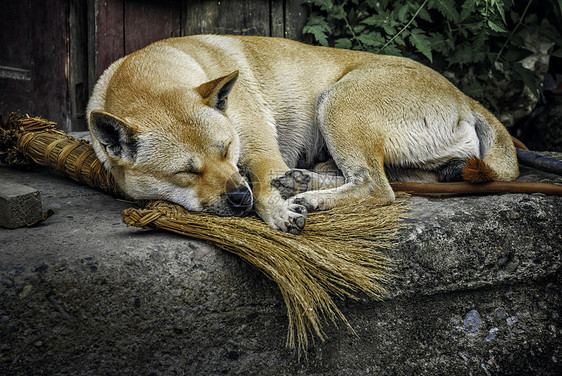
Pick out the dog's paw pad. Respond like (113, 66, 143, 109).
(283, 204, 307, 235)
(290, 204, 307, 215)
(270, 170, 312, 199)
(285, 215, 306, 235)
(291, 196, 317, 212)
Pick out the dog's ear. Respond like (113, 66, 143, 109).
(197, 71, 239, 111)
(89, 110, 138, 161)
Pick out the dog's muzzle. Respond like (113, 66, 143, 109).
(226, 185, 253, 214)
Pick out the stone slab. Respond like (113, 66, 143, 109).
(0, 180, 43, 229)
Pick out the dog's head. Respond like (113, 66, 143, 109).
(88, 71, 253, 216)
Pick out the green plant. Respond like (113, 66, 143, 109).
(302, 0, 562, 110)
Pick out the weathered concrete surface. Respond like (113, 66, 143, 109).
(0, 181, 43, 229)
(1, 158, 561, 375)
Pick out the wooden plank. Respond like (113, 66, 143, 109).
(284, 0, 308, 41)
(184, 0, 270, 36)
(87, 0, 97, 96)
(69, 0, 89, 131)
(30, 0, 71, 132)
(270, 0, 284, 37)
(92, 0, 124, 80)
(124, 0, 182, 55)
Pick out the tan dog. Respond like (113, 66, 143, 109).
(87, 35, 519, 234)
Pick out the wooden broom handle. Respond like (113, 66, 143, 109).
(391, 181, 562, 196)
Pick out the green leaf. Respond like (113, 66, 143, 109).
(430, 0, 460, 23)
(494, 1, 507, 25)
(306, 14, 331, 29)
(383, 23, 397, 35)
(357, 32, 385, 47)
(330, 5, 346, 20)
(361, 14, 385, 26)
(418, 7, 432, 22)
(428, 31, 448, 50)
(460, 0, 477, 21)
(558, 0, 562, 14)
(303, 21, 331, 46)
(394, 34, 406, 46)
(409, 29, 433, 62)
(503, 47, 532, 63)
(335, 38, 352, 49)
(354, 25, 366, 34)
(513, 63, 543, 100)
(463, 21, 484, 33)
(379, 44, 403, 56)
(397, 4, 410, 23)
(472, 28, 490, 55)
(366, 0, 379, 9)
(487, 20, 507, 33)
(309, 0, 333, 11)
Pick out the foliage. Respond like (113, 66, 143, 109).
(302, 0, 562, 109)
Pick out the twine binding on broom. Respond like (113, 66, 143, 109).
(1, 113, 408, 354)
(0, 113, 125, 198)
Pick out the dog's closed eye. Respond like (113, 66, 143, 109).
(175, 158, 203, 176)
(175, 170, 202, 176)
(221, 142, 231, 159)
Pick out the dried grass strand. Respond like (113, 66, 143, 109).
(1, 113, 408, 354)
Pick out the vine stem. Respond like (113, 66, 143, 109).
(493, 0, 534, 66)
(376, 0, 429, 54)
(341, 0, 364, 50)
(345, 16, 364, 50)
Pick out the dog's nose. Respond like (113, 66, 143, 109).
(226, 185, 252, 210)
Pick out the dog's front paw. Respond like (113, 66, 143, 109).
(270, 170, 311, 199)
(266, 201, 308, 235)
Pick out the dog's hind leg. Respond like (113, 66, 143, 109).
(287, 81, 396, 212)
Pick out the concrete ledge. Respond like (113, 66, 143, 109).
(0, 160, 561, 375)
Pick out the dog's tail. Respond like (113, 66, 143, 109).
(436, 156, 495, 183)
(461, 156, 496, 183)
(392, 139, 562, 195)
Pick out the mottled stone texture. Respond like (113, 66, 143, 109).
(0, 181, 43, 229)
(1, 159, 561, 375)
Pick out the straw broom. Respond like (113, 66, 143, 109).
(0, 113, 408, 353)
(0, 114, 124, 197)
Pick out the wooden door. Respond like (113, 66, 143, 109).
(0, 0, 307, 132)
(0, 0, 74, 131)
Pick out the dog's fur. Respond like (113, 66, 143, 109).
(87, 35, 519, 234)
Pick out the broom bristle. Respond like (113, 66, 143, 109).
(1, 113, 408, 354)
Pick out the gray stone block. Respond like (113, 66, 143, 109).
(0, 181, 43, 229)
